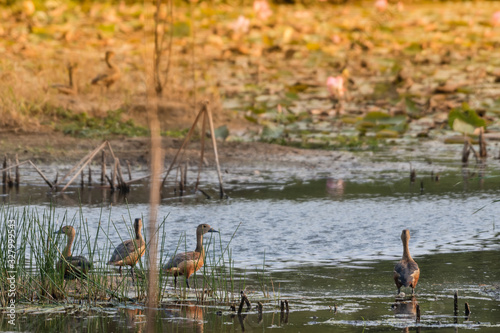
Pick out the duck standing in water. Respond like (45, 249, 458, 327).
(91, 51, 120, 90)
(108, 218, 146, 281)
(164, 224, 218, 288)
(394, 229, 420, 295)
(56, 226, 92, 279)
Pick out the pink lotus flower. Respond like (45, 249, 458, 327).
(253, 0, 273, 20)
(231, 15, 250, 34)
(397, 1, 404, 12)
(493, 11, 500, 26)
(375, 0, 388, 12)
(327, 76, 345, 97)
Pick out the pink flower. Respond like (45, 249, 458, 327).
(327, 76, 345, 97)
(253, 0, 272, 20)
(397, 1, 404, 12)
(493, 11, 500, 26)
(331, 34, 341, 44)
(375, 0, 388, 12)
(231, 15, 250, 34)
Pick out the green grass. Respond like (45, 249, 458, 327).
(0, 205, 249, 308)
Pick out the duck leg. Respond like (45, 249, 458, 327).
(186, 278, 190, 289)
(131, 267, 135, 282)
(174, 276, 177, 289)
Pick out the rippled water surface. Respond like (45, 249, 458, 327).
(1, 144, 500, 332)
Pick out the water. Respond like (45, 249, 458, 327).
(1, 145, 500, 332)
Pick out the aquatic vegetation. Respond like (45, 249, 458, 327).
(0, 205, 243, 307)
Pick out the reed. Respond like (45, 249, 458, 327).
(0, 205, 244, 308)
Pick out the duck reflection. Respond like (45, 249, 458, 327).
(122, 307, 145, 332)
(162, 302, 204, 333)
(326, 178, 344, 196)
(393, 297, 421, 333)
(392, 296, 418, 316)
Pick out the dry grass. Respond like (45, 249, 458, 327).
(0, 1, 228, 133)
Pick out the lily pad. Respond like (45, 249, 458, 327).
(261, 124, 284, 140)
(213, 125, 229, 140)
(448, 104, 486, 131)
(376, 129, 399, 138)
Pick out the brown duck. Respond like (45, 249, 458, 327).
(394, 229, 420, 295)
(91, 51, 120, 89)
(51, 63, 78, 95)
(108, 218, 146, 281)
(164, 224, 218, 288)
(56, 225, 92, 279)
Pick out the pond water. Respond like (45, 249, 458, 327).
(1, 144, 500, 332)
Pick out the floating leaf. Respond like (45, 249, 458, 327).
(261, 124, 284, 139)
(306, 43, 321, 51)
(244, 115, 258, 123)
(213, 125, 229, 140)
(172, 21, 190, 37)
(452, 118, 475, 135)
(98, 24, 115, 33)
(448, 104, 486, 130)
(376, 129, 399, 138)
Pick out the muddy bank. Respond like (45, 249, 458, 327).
(0, 132, 354, 172)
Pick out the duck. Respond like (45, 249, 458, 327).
(394, 229, 420, 295)
(51, 62, 78, 95)
(56, 225, 92, 279)
(164, 224, 218, 288)
(108, 218, 146, 281)
(91, 51, 120, 89)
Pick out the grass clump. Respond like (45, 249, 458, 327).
(0, 205, 247, 309)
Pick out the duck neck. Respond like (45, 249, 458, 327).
(63, 234, 73, 257)
(402, 238, 412, 260)
(195, 233, 204, 254)
(106, 57, 118, 71)
(135, 223, 143, 242)
(68, 67, 73, 87)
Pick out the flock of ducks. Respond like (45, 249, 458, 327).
(51, 51, 120, 95)
(56, 219, 219, 288)
(56, 221, 419, 294)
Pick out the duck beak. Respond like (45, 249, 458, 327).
(208, 228, 219, 233)
(55, 229, 64, 234)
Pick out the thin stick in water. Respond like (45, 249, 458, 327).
(101, 150, 106, 185)
(205, 101, 225, 198)
(454, 290, 458, 316)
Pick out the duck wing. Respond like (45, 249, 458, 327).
(108, 239, 134, 263)
(165, 251, 201, 269)
(394, 260, 420, 287)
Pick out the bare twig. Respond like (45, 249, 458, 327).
(60, 143, 106, 192)
(205, 101, 225, 198)
(57, 141, 107, 186)
(29, 161, 54, 189)
(195, 110, 207, 192)
(161, 104, 205, 186)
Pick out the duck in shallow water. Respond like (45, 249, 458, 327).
(108, 218, 146, 281)
(393, 229, 420, 295)
(56, 225, 92, 279)
(164, 224, 219, 288)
